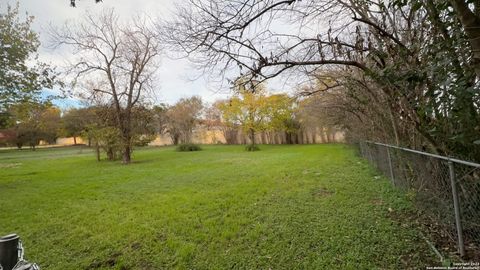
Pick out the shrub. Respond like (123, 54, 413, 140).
(245, 145, 260, 151)
(176, 143, 202, 152)
(82, 126, 122, 161)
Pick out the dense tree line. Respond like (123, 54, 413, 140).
(0, 102, 60, 150)
(0, 90, 338, 155)
(0, 3, 57, 110)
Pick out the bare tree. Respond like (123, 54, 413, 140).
(163, 0, 478, 81)
(69, 0, 102, 7)
(450, 0, 480, 78)
(51, 9, 161, 164)
(164, 0, 480, 160)
(162, 1, 370, 85)
(166, 96, 203, 144)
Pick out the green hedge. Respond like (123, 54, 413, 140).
(176, 143, 202, 152)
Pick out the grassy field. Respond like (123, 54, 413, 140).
(0, 144, 435, 269)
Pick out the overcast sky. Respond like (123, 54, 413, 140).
(4, 0, 236, 108)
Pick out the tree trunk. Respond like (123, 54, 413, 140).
(450, 0, 480, 78)
(107, 147, 114, 161)
(261, 132, 267, 144)
(121, 132, 131, 164)
(122, 144, 131, 164)
(286, 132, 292, 144)
(250, 128, 255, 147)
(95, 143, 100, 162)
(328, 131, 334, 143)
(388, 106, 400, 146)
(119, 112, 132, 164)
(173, 135, 179, 145)
(320, 128, 327, 143)
(73, 136, 77, 145)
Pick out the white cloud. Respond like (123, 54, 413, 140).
(5, 0, 231, 106)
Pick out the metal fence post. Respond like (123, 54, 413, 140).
(448, 161, 465, 257)
(386, 147, 395, 185)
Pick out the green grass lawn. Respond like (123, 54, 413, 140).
(0, 144, 435, 269)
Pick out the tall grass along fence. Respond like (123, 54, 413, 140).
(359, 141, 480, 258)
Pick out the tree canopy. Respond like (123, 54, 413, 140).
(0, 3, 56, 111)
(69, 0, 102, 7)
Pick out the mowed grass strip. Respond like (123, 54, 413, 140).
(0, 145, 434, 269)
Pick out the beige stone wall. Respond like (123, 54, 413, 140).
(148, 130, 227, 146)
(54, 128, 344, 146)
(55, 137, 86, 145)
(193, 129, 227, 144)
(149, 134, 172, 146)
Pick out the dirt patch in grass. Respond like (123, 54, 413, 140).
(0, 163, 22, 168)
(87, 251, 123, 269)
(371, 199, 384, 206)
(311, 187, 334, 197)
(130, 242, 142, 250)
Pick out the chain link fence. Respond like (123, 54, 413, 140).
(359, 141, 480, 258)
